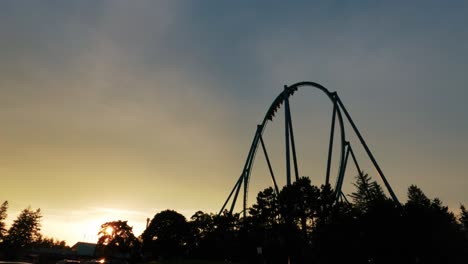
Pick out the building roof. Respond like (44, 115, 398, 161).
(71, 242, 96, 257)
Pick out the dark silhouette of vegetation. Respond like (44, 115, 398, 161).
(0, 203, 69, 262)
(0, 201, 8, 243)
(401, 185, 466, 264)
(349, 173, 388, 212)
(142, 209, 191, 259)
(34, 236, 67, 249)
(1, 206, 42, 260)
(89, 176, 468, 264)
(2, 174, 468, 264)
(460, 205, 468, 232)
(5, 207, 42, 249)
(96, 220, 141, 262)
(248, 187, 278, 229)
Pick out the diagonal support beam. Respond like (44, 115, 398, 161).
(335, 142, 350, 200)
(326, 103, 337, 185)
(340, 191, 350, 204)
(219, 175, 243, 215)
(259, 133, 280, 195)
(230, 172, 245, 214)
(348, 144, 372, 199)
(336, 96, 400, 205)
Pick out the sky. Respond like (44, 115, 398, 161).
(1, 1, 467, 245)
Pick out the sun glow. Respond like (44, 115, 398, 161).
(36, 207, 148, 246)
(105, 226, 113, 235)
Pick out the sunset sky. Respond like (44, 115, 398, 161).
(1, 1, 467, 245)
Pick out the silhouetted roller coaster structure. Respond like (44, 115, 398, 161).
(220, 81, 400, 218)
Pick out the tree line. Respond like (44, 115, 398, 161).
(95, 174, 468, 264)
(0, 201, 68, 260)
(1, 174, 468, 263)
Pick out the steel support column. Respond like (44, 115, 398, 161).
(284, 91, 292, 186)
(336, 97, 400, 204)
(285, 97, 300, 181)
(326, 102, 337, 185)
(259, 133, 280, 195)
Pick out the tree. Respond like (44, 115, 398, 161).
(96, 220, 141, 261)
(5, 206, 42, 249)
(186, 210, 241, 261)
(276, 177, 320, 263)
(248, 187, 279, 228)
(206, 211, 242, 261)
(459, 204, 468, 232)
(35, 236, 68, 249)
(403, 185, 467, 263)
(349, 173, 387, 212)
(314, 184, 336, 225)
(0, 201, 8, 243)
(308, 184, 364, 264)
(278, 177, 320, 238)
(407, 184, 431, 208)
(190, 211, 214, 238)
(142, 210, 189, 259)
(188, 211, 214, 252)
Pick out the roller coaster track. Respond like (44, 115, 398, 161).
(220, 81, 399, 217)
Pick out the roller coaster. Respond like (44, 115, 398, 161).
(220, 81, 399, 218)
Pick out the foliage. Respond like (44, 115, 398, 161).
(278, 177, 320, 240)
(35, 236, 68, 249)
(0, 201, 8, 242)
(142, 210, 190, 259)
(4, 206, 42, 249)
(187, 211, 214, 256)
(459, 204, 468, 232)
(349, 173, 387, 212)
(209, 211, 241, 260)
(159, 176, 468, 263)
(96, 220, 141, 261)
(248, 187, 278, 228)
(4, 174, 468, 263)
(0, 206, 42, 260)
(187, 210, 242, 261)
(402, 185, 466, 263)
(189, 211, 214, 246)
(406, 184, 431, 207)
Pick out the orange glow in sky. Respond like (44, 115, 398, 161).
(105, 226, 113, 236)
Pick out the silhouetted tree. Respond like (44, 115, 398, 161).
(459, 204, 468, 232)
(34, 236, 68, 249)
(310, 183, 364, 264)
(3, 206, 42, 259)
(209, 211, 242, 261)
(320, 174, 400, 263)
(279, 177, 320, 239)
(188, 211, 214, 256)
(96, 220, 141, 261)
(403, 185, 467, 263)
(407, 184, 431, 207)
(313, 201, 362, 264)
(142, 210, 189, 259)
(248, 187, 279, 229)
(349, 173, 387, 212)
(243, 187, 281, 263)
(271, 178, 320, 263)
(0, 201, 7, 243)
(314, 184, 336, 225)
